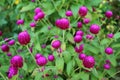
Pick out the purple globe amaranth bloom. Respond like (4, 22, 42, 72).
(107, 33, 114, 38)
(83, 18, 90, 24)
(37, 12, 45, 19)
(10, 55, 23, 68)
(7, 66, 18, 79)
(48, 54, 55, 62)
(18, 31, 31, 45)
(86, 34, 94, 40)
(74, 35, 82, 43)
(7, 52, 12, 57)
(29, 47, 33, 53)
(31, 0, 35, 2)
(76, 30, 84, 36)
(51, 40, 61, 49)
(104, 63, 110, 70)
(57, 47, 63, 53)
(8, 40, 15, 46)
(1, 44, 9, 52)
(79, 53, 86, 60)
(34, 7, 42, 15)
(77, 22, 82, 28)
(65, 10, 73, 17)
(55, 18, 70, 30)
(78, 6, 88, 17)
(30, 22, 36, 27)
(105, 10, 113, 18)
(0, 31, 2, 36)
(4, 38, 10, 42)
(41, 44, 46, 48)
(105, 47, 113, 55)
(105, 60, 111, 64)
(35, 53, 43, 59)
(34, 15, 39, 21)
(90, 24, 100, 34)
(83, 56, 95, 68)
(16, 19, 24, 25)
(36, 56, 47, 66)
(74, 44, 84, 53)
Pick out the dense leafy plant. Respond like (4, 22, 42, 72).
(0, 0, 120, 80)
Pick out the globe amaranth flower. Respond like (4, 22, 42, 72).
(74, 35, 82, 43)
(83, 18, 90, 24)
(74, 44, 84, 53)
(1, 44, 9, 52)
(105, 47, 113, 55)
(65, 10, 73, 17)
(51, 40, 61, 49)
(7, 66, 18, 79)
(10, 55, 23, 68)
(107, 33, 114, 38)
(75, 30, 84, 36)
(35, 53, 43, 59)
(48, 54, 55, 62)
(16, 19, 24, 25)
(103, 63, 110, 70)
(55, 18, 70, 30)
(8, 40, 15, 46)
(36, 56, 47, 66)
(30, 22, 36, 27)
(77, 21, 82, 28)
(79, 53, 86, 60)
(86, 34, 94, 40)
(18, 31, 31, 45)
(83, 56, 95, 68)
(105, 10, 113, 18)
(90, 24, 100, 34)
(78, 6, 88, 17)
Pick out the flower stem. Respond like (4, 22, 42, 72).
(0, 72, 6, 80)
(63, 30, 65, 43)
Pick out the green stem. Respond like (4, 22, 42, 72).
(63, 30, 65, 43)
(26, 45, 39, 68)
(0, 72, 6, 80)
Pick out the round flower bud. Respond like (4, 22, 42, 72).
(65, 10, 73, 17)
(105, 11, 113, 18)
(48, 54, 55, 62)
(74, 35, 82, 43)
(105, 47, 113, 55)
(90, 24, 100, 34)
(51, 40, 61, 49)
(78, 6, 88, 17)
(36, 56, 47, 66)
(1, 44, 9, 52)
(8, 40, 15, 46)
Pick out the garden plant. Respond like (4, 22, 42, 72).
(0, 0, 120, 80)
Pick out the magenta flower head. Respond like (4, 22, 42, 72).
(0, 30, 2, 36)
(7, 66, 18, 79)
(7, 52, 12, 57)
(83, 56, 95, 68)
(48, 54, 55, 62)
(86, 34, 94, 40)
(55, 18, 70, 30)
(104, 63, 110, 70)
(34, 7, 42, 15)
(79, 53, 86, 60)
(35, 53, 43, 59)
(78, 6, 88, 17)
(1, 44, 9, 52)
(34, 15, 39, 21)
(30, 22, 36, 27)
(18, 31, 31, 45)
(16, 19, 24, 25)
(10, 55, 23, 68)
(107, 33, 114, 38)
(90, 24, 100, 34)
(105, 60, 111, 64)
(77, 22, 82, 28)
(65, 10, 73, 17)
(74, 35, 82, 43)
(105, 10, 113, 18)
(105, 47, 113, 55)
(57, 47, 63, 53)
(76, 30, 84, 36)
(36, 56, 47, 66)
(8, 40, 15, 46)
(83, 18, 90, 24)
(31, 0, 35, 2)
(41, 44, 46, 48)
(51, 40, 61, 49)
(37, 12, 45, 19)
(74, 44, 84, 53)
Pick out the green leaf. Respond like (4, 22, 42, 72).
(66, 60, 74, 76)
(80, 72, 89, 80)
(58, 9, 65, 17)
(62, 51, 71, 63)
(66, 32, 74, 44)
(114, 32, 120, 40)
(101, 38, 110, 45)
(55, 57, 64, 73)
(35, 72, 43, 80)
(20, 3, 35, 12)
(92, 68, 99, 78)
(107, 55, 117, 67)
(22, 62, 27, 71)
